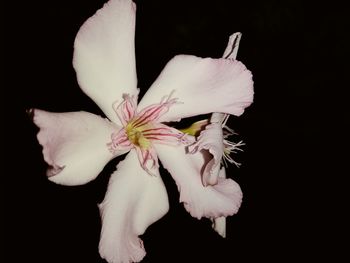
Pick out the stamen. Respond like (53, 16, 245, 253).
(222, 138, 244, 167)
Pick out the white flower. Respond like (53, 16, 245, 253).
(30, 1, 254, 262)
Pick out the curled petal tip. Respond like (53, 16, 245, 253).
(47, 165, 66, 178)
(26, 108, 35, 120)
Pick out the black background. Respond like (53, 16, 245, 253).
(3, 0, 346, 262)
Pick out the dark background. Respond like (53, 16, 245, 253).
(3, 0, 346, 262)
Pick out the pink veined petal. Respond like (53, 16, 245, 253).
(108, 128, 133, 155)
(137, 55, 254, 123)
(132, 123, 193, 175)
(154, 143, 242, 219)
(98, 150, 169, 263)
(73, 0, 138, 125)
(142, 123, 193, 146)
(134, 146, 159, 176)
(32, 109, 126, 186)
(133, 91, 178, 126)
(188, 122, 224, 186)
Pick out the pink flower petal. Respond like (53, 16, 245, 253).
(138, 55, 254, 123)
(73, 0, 138, 125)
(134, 145, 159, 175)
(114, 92, 139, 127)
(154, 143, 242, 219)
(32, 109, 125, 185)
(99, 150, 169, 263)
(188, 122, 224, 186)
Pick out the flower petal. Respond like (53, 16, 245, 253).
(154, 143, 242, 219)
(134, 145, 159, 176)
(73, 0, 138, 125)
(32, 109, 125, 185)
(138, 55, 254, 123)
(188, 122, 224, 186)
(98, 150, 169, 263)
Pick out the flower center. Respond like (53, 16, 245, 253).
(108, 92, 185, 155)
(107, 91, 194, 174)
(126, 121, 152, 149)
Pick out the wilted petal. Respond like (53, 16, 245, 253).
(73, 0, 138, 125)
(99, 150, 169, 263)
(138, 55, 254, 123)
(154, 143, 242, 219)
(188, 122, 224, 186)
(32, 109, 125, 185)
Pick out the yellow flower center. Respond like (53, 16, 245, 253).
(126, 121, 151, 149)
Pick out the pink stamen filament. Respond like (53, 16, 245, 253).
(144, 133, 179, 138)
(132, 105, 165, 128)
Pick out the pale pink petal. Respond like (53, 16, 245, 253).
(137, 55, 254, 123)
(73, 0, 138, 125)
(196, 32, 244, 186)
(188, 122, 224, 186)
(32, 109, 126, 186)
(154, 143, 242, 219)
(142, 123, 193, 146)
(99, 150, 169, 263)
